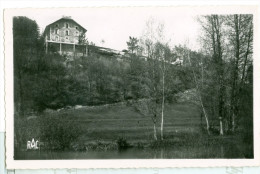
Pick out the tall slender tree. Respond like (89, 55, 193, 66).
(139, 18, 170, 140)
(199, 15, 225, 135)
(225, 14, 253, 132)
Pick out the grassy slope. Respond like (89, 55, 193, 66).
(54, 101, 202, 143)
(20, 91, 252, 158)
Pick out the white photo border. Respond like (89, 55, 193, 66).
(4, 5, 260, 169)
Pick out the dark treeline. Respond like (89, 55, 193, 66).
(13, 17, 192, 115)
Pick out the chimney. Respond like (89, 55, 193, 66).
(62, 15, 71, 19)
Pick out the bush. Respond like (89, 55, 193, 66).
(116, 137, 129, 150)
(40, 114, 81, 150)
(84, 140, 118, 151)
(166, 93, 177, 103)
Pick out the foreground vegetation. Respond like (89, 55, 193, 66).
(15, 100, 252, 159)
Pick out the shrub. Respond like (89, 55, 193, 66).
(116, 137, 129, 150)
(40, 114, 81, 150)
(84, 140, 118, 151)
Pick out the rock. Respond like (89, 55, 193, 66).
(26, 116, 37, 120)
(74, 105, 83, 109)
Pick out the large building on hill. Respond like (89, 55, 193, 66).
(42, 16, 183, 66)
(43, 16, 88, 57)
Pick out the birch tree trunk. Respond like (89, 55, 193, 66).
(160, 62, 165, 140)
(220, 117, 224, 135)
(154, 122, 158, 140)
(187, 48, 210, 135)
(210, 15, 224, 135)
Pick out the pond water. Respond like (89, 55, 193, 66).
(15, 142, 247, 159)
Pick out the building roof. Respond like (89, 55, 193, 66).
(43, 16, 87, 35)
(88, 45, 122, 56)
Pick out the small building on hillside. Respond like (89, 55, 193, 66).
(43, 16, 88, 57)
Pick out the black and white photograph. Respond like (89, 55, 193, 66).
(4, 6, 260, 168)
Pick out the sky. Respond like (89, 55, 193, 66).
(19, 7, 202, 51)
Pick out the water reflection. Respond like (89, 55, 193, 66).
(15, 141, 246, 159)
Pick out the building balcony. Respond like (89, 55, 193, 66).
(45, 40, 88, 57)
(46, 39, 86, 46)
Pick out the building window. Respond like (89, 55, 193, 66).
(55, 24, 59, 27)
(76, 31, 79, 36)
(66, 23, 69, 28)
(75, 26, 78, 30)
(66, 30, 69, 36)
(55, 29, 59, 34)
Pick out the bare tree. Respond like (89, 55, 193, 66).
(185, 44, 210, 135)
(153, 42, 171, 140)
(199, 15, 225, 135)
(225, 14, 253, 132)
(140, 17, 169, 140)
(198, 14, 253, 135)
